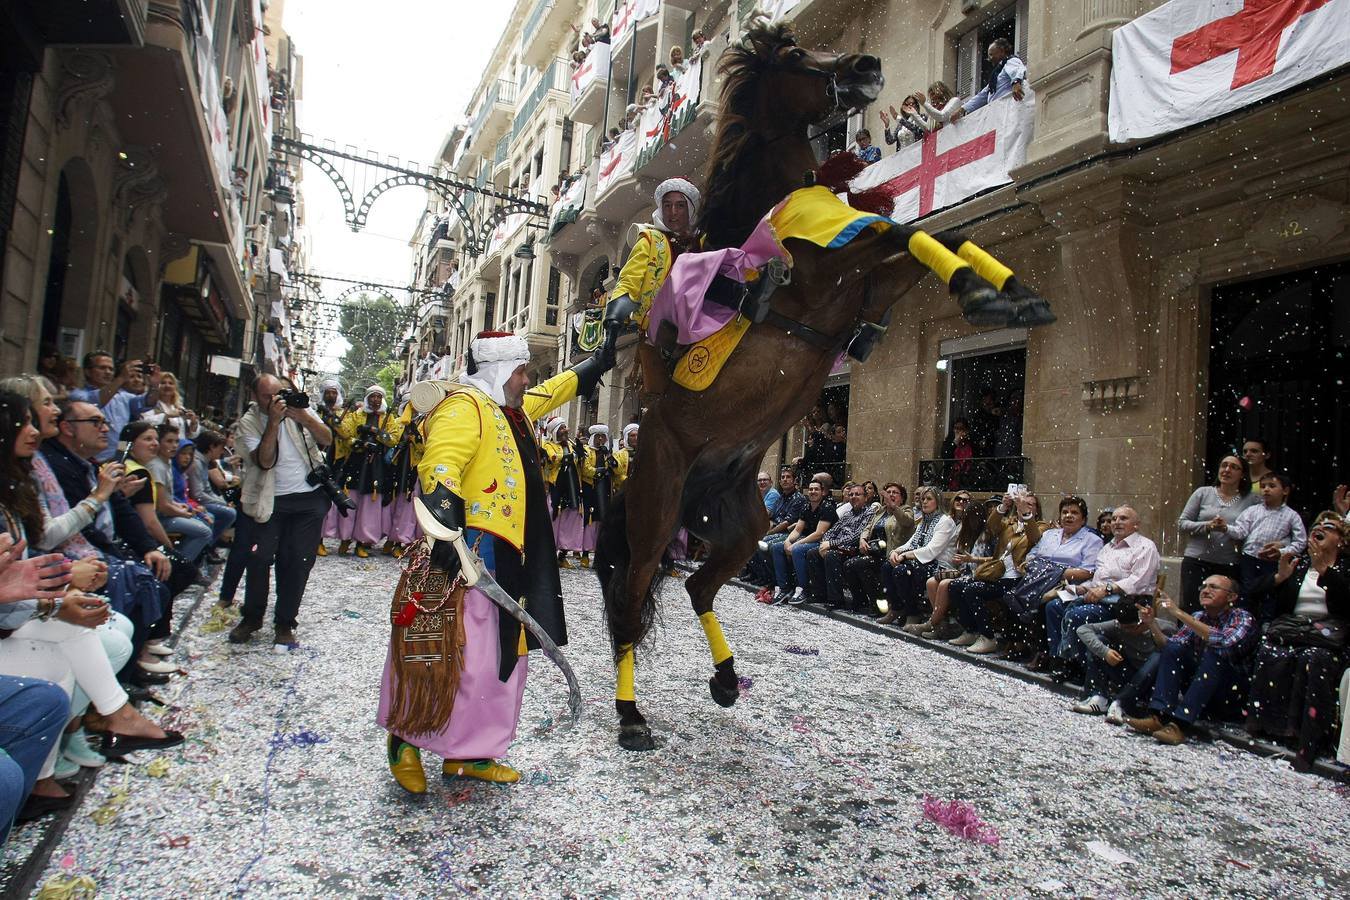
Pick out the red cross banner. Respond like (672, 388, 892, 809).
(1108, 0, 1350, 141)
(846, 95, 1036, 224)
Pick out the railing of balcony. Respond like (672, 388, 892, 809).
(523, 0, 553, 44)
(494, 135, 511, 169)
(916, 457, 1032, 493)
(512, 59, 571, 139)
(469, 79, 519, 140)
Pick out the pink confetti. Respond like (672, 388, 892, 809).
(922, 796, 1001, 846)
(60, 852, 75, 870)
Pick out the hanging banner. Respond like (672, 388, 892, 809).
(845, 94, 1035, 223)
(548, 175, 587, 235)
(571, 40, 610, 104)
(610, 0, 659, 49)
(634, 58, 704, 170)
(252, 0, 272, 151)
(486, 211, 531, 257)
(1108, 0, 1350, 142)
(571, 308, 605, 353)
(595, 127, 638, 197)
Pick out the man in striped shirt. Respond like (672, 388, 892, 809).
(1126, 575, 1254, 746)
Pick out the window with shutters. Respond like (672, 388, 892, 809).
(484, 291, 497, 330)
(953, 0, 1029, 101)
(546, 266, 561, 327)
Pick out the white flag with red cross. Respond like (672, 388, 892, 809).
(846, 95, 1036, 224)
(1109, 0, 1350, 142)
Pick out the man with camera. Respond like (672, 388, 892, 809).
(70, 352, 162, 462)
(227, 375, 333, 648)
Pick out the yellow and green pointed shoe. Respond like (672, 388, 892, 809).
(355, 544, 370, 559)
(441, 759, 520, 784)
(387, 734, 426, 794)
(316, 543, 327, 557)
(338, 540, 351, 556)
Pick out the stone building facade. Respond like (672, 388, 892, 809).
(0, 0, 305, 413)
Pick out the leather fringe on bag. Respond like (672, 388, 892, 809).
(385, 547, 467, 737)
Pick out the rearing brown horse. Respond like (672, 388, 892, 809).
(594, 21, 1048, 751)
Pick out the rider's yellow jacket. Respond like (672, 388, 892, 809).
(417, 370, 581, 551)
(614, 225, 674, 331)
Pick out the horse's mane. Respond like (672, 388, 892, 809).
(697, 19, 800, 246)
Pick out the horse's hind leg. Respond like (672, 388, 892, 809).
(685, 479, 767, 709)
(612, 426, 688, 752)
(933, 232, 1056, 327)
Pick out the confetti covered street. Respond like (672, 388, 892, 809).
(27, 553, 1350, 898)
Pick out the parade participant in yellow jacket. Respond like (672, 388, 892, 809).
(613, 422, 639, 491)
(545, 418, 585, 567)
(385, 396, 423, 557)
(336, 386, 401, 557)
(379, 331, 613, 792)
(317, 378, 352, 556)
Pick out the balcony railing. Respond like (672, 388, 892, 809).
(512, 58, 571, 140)
(917, 456, 1031, 493)
(494, 135, 511, 169)
(469, 78, 519, 143)
(523, 0, 553, 44)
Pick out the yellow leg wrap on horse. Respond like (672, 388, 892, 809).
(698, 611, 733, 665)
(906, 231, 969, 285)
(956, 241, 1014, 290)
(616, 645, 636, 702)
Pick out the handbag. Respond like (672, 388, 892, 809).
(384, 542, 467, 738)
(1264, 613, 1347, 650)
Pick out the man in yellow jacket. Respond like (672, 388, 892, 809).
(378, 331, 613, 792)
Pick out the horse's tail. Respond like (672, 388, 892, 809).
(593, 489, 664, 663)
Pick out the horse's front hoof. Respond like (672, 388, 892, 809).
(1008, 296, 1056, 327)
(618, 723, 656, 752)
(951, 269, 1011, 327)
(709, 675, 740, 708)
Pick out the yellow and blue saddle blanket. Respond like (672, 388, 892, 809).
(669, 186, 895, 391)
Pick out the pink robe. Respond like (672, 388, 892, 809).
(377, 588, 527, 759)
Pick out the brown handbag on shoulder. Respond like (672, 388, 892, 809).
(384, 542, 468, 738)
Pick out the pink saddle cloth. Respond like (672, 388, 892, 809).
(646, 217, 785, 346)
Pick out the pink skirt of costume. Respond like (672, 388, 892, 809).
(323, 502, 355, 541)
(554, 508, 589, 553)
(352, 492, 390, 545)
(377, 588, 527, 759)
(389, 493, 421, 545)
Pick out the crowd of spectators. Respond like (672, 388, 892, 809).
(747, 452, 1350, 771)
(851, 37, 1028, 163)
(0, 350, 255, 840)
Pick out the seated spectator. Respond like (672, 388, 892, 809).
(1042, 506, 1159, 675)
(178, 437, 234, 555)
(880, 95, 928, 148)
(769, 480, 837, 605)
(845, 482, 914, 614)
(948, 491, 1049, 653)
(40, 400, 185, 668)
(1127, 576, 1254, 745)
(752, 468, 808, 596)
(907, 496, 997, 636)
(806, 483, 880, 609)
(852, 129, 881, 164)
(6, 379, 175, 683)
(879, 487, 962, 626)
(120, 421, 207, 568)
(139, 371, 188, 436)
(1072, 594, 1172, 722)
(0, 666, 68, 843)
(1219, 471, 1307, 621)
(1176, 454, 1258, 612)
(758, 471, 779, 516)
(952, 38, 1027, 120)
(1092, 507, 1113, 539)
(920, 80, 962, 127)
(1244, 513, 1348, 770)
(147, 423, 213, 566)
(861, 480, 879, 506)
(1008, 495, 1102, 668)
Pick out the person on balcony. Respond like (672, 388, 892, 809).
(952, 38, 1027, 120)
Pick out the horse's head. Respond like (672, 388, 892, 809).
(724, 20, 884, 124)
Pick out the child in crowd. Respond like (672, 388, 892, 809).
(1220, 471, 1306, 620)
